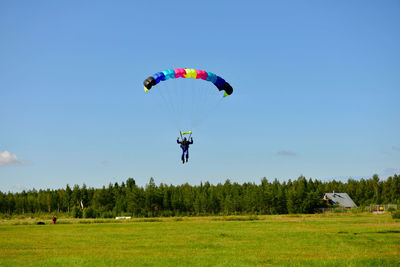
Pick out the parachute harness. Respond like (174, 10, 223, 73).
(180, 131, 192, 141)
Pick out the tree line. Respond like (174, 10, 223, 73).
(0, 174, 399, 218)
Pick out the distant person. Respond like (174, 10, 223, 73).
(177, 137, 193, 164)
(52, 216, 57, 224)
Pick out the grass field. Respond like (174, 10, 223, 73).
(0, 214, 399, 266)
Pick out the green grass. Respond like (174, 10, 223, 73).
(0, 214, 399, 266)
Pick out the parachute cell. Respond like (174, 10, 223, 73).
(143, 68, 233, 97)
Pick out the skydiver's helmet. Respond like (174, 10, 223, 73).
(183, 137, 187, 142)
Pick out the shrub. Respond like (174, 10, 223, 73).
(391, 210, 400, 219)
(83, 207, 97, 218)
(72, 207, 83, 218)
(0, 213, 11, 219)
(387, 206, 397, 212)
(101, 211, 113, 218)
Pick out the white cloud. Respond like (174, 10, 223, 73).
(277, 150, 297, 156)
(15, 184, 26, 191)
(0, 151, 23, 166)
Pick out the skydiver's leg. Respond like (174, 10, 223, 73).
(181, 149, 185, 164)
(186, 150, 189, 162)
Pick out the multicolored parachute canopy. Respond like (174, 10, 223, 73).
(143, 68, 233, 97)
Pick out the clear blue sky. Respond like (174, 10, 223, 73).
(1, 0, 399, 192)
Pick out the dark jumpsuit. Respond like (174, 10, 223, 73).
(177, 138, 193, 162)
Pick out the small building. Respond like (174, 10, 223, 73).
(323, 192, 357, 208)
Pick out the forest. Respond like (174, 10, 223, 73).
(1, 174, 399, 218)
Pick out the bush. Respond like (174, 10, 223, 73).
(0, 213, 11, 219)
(387, 206, 397, 212)
(101, 211, 113, 218)
(83, 207, 97, 218)
(391, 210, 400, 219)
(72, 207, 83, 218)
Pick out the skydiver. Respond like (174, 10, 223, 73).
(177, 137, 193, 164)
